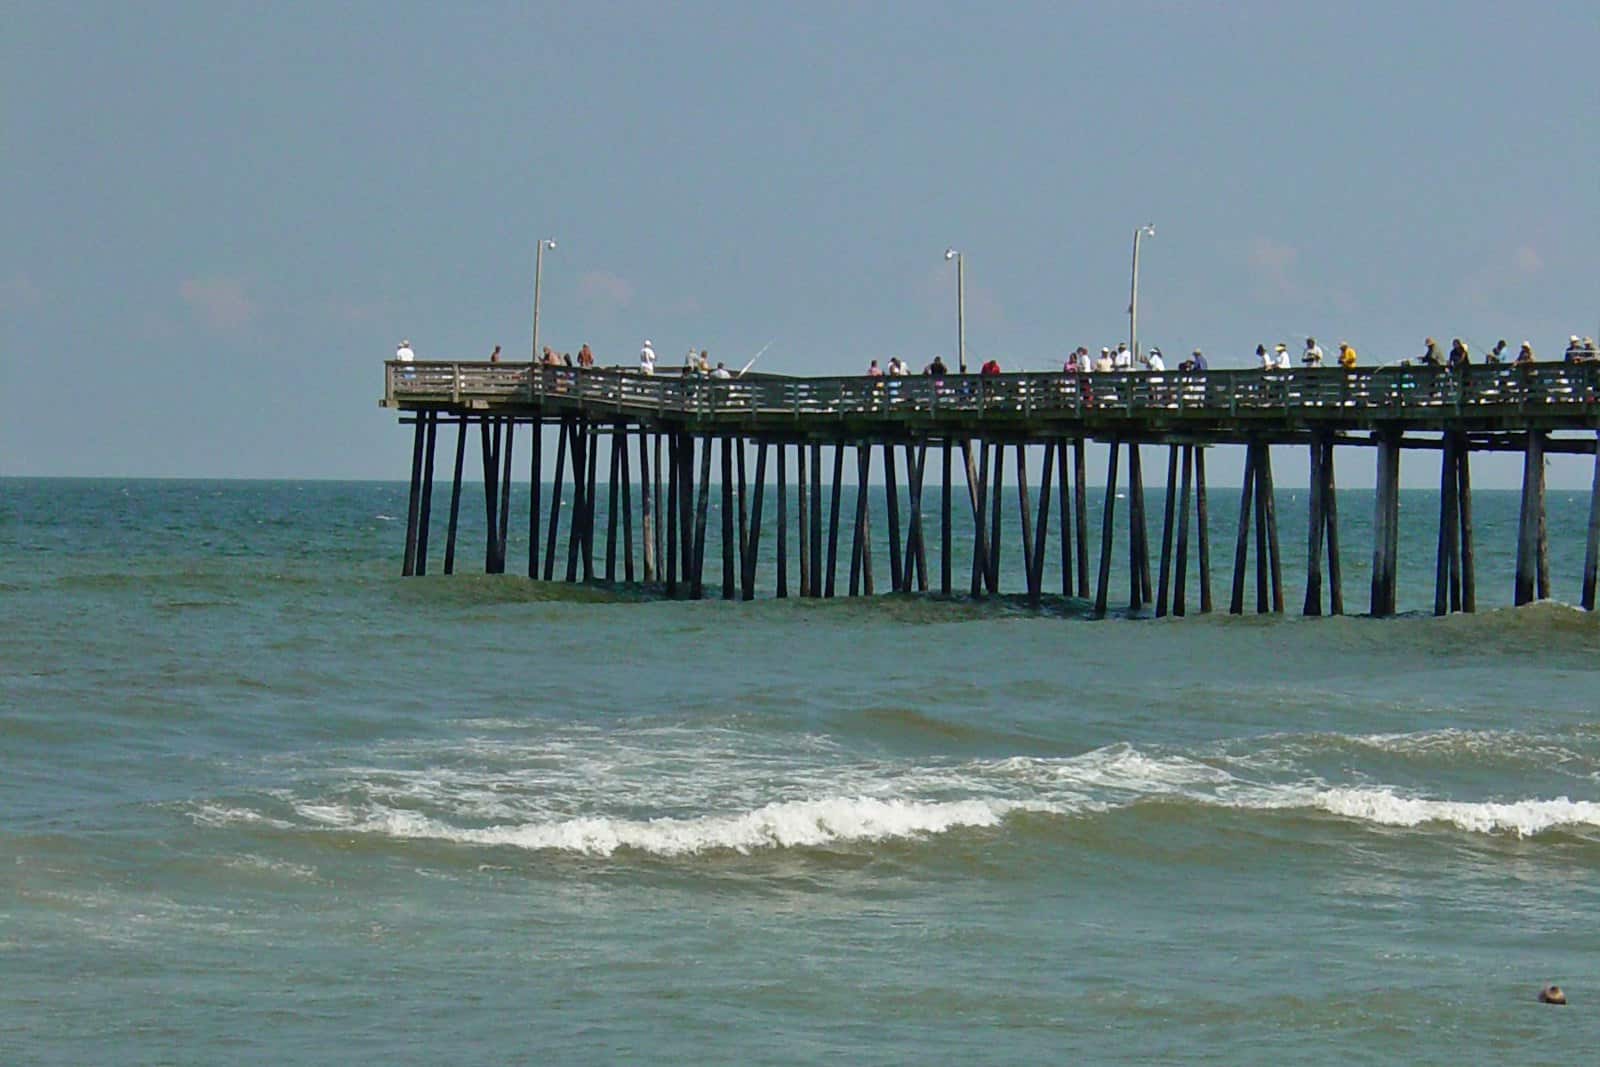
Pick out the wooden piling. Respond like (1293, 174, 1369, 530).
(721, 436, 736, 600)
(680, 433, 697, 589)
(606, 427, 622, 582)
(826, 444, 844, 597)
(1195, 447, 1213, 613)
(665, 431, 679, 594)
(1322, 439, 1343, 615)
(1074, 439, 1090, 598)
(1128, 443, 1152, 610)
(810, 442, 824, 596)
(445, 416, 467, 576)
(797, 443, 810, 596)
(966, 439, 989, 598)
(402, 416, 426, 577)
(638, 428, 654, 582)
(736, 438, 750, 583)
(776, 442, 789, 598)
(545, 418, 568, 582)
(1456, 436, 1474, 613)
(849, 445, 867, 597)
(692, 432, 713, 599)
(1252, 444, 1269, 614)
(496, 418, 514, 574)
(812, 441, 825, 591)
(1156, 444, 1178, 617)
(884, 441, 903, 593)
(1536, 433, 1550, 602)
(581, 421, 598, 582)
(1305, 434, 1326, 616)
(527, 416, 541, 580)
(1094, 438, 1121, 619)
(653, 432, 664, 581)
(1583, 432, 1600, 611)
(480, 418, 499, 574)
(941, 440, 954, 596)
(744, 440, 767, 601)
(1031, 440, 1053, 607)
(1173, 445, 1193, 616)
(987, 440, 1004, 595)
(1057, 438, 1073, 598)
(1016, 442, 1034, 604)
(565, 420, 586, 583)
(1230, 445, 1256, 615)
(1514, 431, 1540, 605)
(415, 412, 438, 576)
(620, 425, 634, 583)
(1434, 435, 1455, 616)
(1260, 444, 1283, 613)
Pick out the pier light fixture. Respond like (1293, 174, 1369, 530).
(531, 237, 557, 362)
(944, 247, 966, 373)
(1129, 224, 1155, 364)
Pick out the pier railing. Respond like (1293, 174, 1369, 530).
(384, 361, 1600, 426)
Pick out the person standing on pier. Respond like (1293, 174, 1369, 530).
(927, 354, 949, 376)
(1143, 347, 1165, 372)
(1487, 340, 1508, 365)
(640, 339, 656, 375)
(1515, 341, 1535, 366)
(396, 339, 415, 363)
(1114, 343, 1133, 370)
(867, 359, 884, 377)
(1256, 344, 1272, 369)
(1449, 339, 1470, 368)
(1339, 343, 1357, 368)
(1096, 349, 1114, 373)
(1302, 338, 1324, 366)
(489, 344, 502, 363)
(1419, 338, 1445, 367)
(1274, 344, 1291, 370)
(578, 343, 594, 368)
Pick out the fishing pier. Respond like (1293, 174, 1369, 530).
(382, 362, 1600, 617)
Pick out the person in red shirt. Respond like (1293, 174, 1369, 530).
(980, 359, 1001, 376)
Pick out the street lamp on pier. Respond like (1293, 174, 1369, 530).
(944, 247, 966, 373)
(531, 238, 557, 361)
(1128, 224, 1156, 364)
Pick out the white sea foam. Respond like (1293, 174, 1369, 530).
(344, 795, 1057, 857)
(189, 803, 294, 830)
(1296, 787, 1600, 837)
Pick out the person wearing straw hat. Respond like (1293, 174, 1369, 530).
(1274, 343, 1291, 370)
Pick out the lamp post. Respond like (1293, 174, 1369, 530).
(944, 248, 966, 373)
(530, 237, 557, 361)
(1128, 224, 1155, 364)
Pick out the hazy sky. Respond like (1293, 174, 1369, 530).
(4, 1, 1596, 486)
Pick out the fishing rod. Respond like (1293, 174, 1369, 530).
(736, 340, 775, 378)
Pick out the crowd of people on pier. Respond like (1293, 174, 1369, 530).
(395, 330, 1600, 379)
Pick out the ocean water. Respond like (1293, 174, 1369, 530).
(3, 475, 1598, 1064)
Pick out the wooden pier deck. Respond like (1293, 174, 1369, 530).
(382, 361, 1600, 617)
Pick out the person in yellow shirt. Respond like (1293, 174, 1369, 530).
(1338, 343, 1357, 368)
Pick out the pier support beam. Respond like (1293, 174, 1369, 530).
(1074, 439, 1090, 598)
(722, 435, 737, 599)
(1195, 447, 1213, 613)
(797, 444, 810, 596)
(1173, 445, 1194, 616)
(1515, 430, 1547, 605)
(1584, 432, 1600, 611)
(884, 442, 903, 593)
(402, 415, 426, 577)
(1370, 431, 1401, 616)
(691, 431, 713, 599)
(826, 444, 844, 597)
(743, 440, 767, 601)
(1156, 444, 1178, 617)
(545, 417, 568, 582)
(1094, 438, 1121, 619)
(445, 417, 467, 576)
(776, 442, 789, 598)
(941, 440, 954, 596)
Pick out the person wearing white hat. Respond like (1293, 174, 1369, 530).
(1565, 335, 1584, 362)
(395, 339, 415, 363)
(1274, 343, 1291, 370)
(639, 339, 656, 375)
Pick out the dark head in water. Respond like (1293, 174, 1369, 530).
(1539, 985, 1567, 1005)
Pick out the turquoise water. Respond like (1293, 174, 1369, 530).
(3, 476, 1597, 1064)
